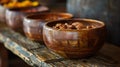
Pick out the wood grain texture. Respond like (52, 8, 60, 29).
(0, 28, 119, 67)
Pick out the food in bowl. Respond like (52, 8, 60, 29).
(53, 22, 97, 30)
(23, 13, 73, 41)
(3, 0, 39, 8)
(43, 19, 106, 58)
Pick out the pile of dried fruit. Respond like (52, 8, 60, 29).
(3, 0, 39, 8)
(53, 22, 96, 30)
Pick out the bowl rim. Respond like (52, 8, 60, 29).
(44, 18, 105, 31)
(24, 12, 73, 21)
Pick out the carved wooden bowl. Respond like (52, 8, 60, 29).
(43, 19, 106, 58)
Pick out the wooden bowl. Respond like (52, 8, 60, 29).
(23, 13, 73, 42)
(5, 5, 49, 31)
(43, 19, 106, 58)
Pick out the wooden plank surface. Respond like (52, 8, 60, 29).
(0, 28, 119, 67)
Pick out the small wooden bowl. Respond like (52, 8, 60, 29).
(23, 13, 73, 42)
(5, 5, 49, 31)
(43, 19, 106, 58)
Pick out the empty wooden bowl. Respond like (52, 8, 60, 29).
(43, 19, 106, 58)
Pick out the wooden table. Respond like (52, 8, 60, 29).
(0, 22, 120, 67)
(0, 3, 120, 67)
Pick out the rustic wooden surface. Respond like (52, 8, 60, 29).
(0, 22, 120, 67)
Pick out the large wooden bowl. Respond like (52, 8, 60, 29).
(43, 19, 106, 58)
